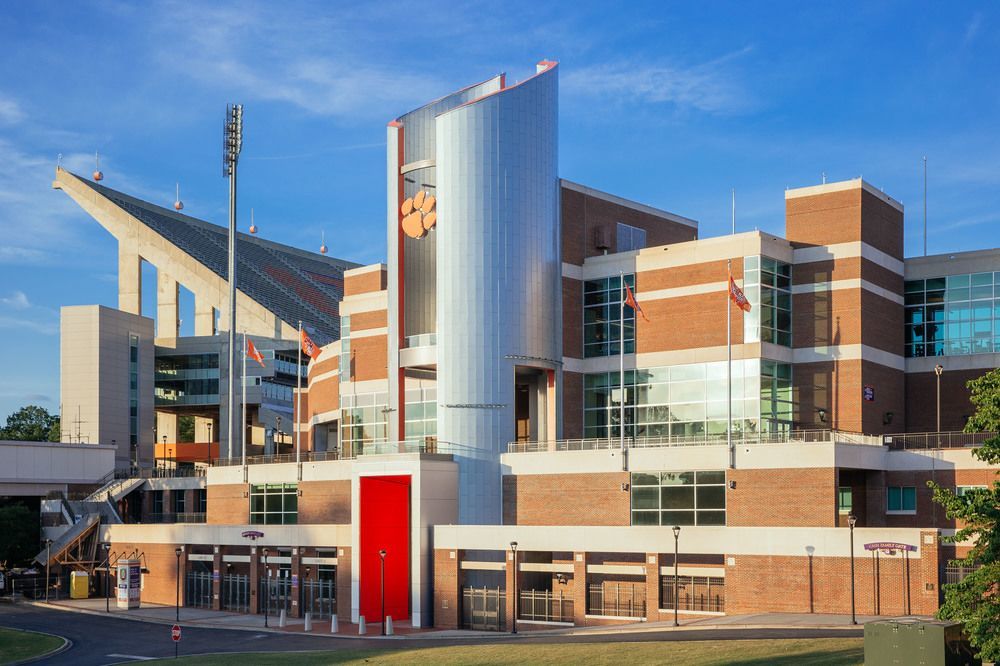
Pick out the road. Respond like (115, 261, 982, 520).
(0, 604, 862, 665)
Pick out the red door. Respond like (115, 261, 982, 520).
(359, 475, 411, 621)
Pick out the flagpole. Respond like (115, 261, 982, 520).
(727, 259, 734, 469)
(619, 271, 625, 458)
(296, 320, 302, 466)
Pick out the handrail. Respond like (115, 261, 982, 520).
(882, 431, 996, 450)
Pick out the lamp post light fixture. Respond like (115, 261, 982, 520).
(44, 538, 52, 602)
(848, 514, 857, 625)
(207, 422, 213, 466)
(378, 549, 387, 635)
(510, 541, 518, 634)
(262, 548, 270, 628)
(934, 364, 944, 445)
(103, 543, 112, 613)
(161, 434, 167, 475)
(174, 547, 182, 622)
(672, 526, 681, 627)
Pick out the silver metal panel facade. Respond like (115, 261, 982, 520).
(435, 65, 561, 524)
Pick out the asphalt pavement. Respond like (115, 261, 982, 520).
(0, 603, 863, 665)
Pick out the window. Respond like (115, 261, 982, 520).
(404, 386, 437, 443)
(151, 490, 163, 515)
(838, 487, 853, 513)
(129, 334, 140, 451)
(886, 486, 916, 513)
(196, 489, 207, 514)
(743, 256, 792, 347)
(956, 485, 987, 497)
(250, 483, 298, 525)
(173, 491, 185, 515)
(340, 391, 388, 455)
(616, 223, 647, 253)
(340, 316, 351, 382)
(583, 275, 635, 358)
(904, 272, 1000, 357)
(631, 470, 726, 526)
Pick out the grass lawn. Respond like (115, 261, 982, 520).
(0, 626, 65, 665)
(164, 637, 863, 665)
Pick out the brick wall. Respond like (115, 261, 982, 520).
(344, 268, 386, 296)
(905, 369, 985, 432)
(563, 277, 582, 359)
(637, 292, 744, 353)
(503, 472, 630, 526)
(108, 541, 183, 607)
(207, 483, 247, 524)
(349, 334, 388, 382)
(298, 480, 351, 524)
(793, 359, 904, 434)
(432, 548, 461, 629)
(727, 468, 837, 527)
(562, 371, 583, 439)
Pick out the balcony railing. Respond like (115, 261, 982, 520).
(882, 431, 996, 450)
(212, 440, 442, 467)
(507, 429, 882, 453)
(519, 589, 573, 623)
(145, 512, 206, 524)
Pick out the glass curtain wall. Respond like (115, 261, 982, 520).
(339, 391, 388, 455)
(905, 272, 1000, 357)
(584, 274, 635, 358)
(404, 386, 437, 444)
(743, 256, 792, 347)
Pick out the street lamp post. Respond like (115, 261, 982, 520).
(378, 549, 387, 635)
(262, 548, 269, 628)
(510, 541, 518, 634)
(848, 514, 857, 625)
(44, 538, 52, 602)
(174, 547, 182, 622)
(161, 435, 167, 476)
(672, 526, 681, 627)
(207, 422, 213, 466)
(934, 364, 944, 446)
(103, 543, 111, 612)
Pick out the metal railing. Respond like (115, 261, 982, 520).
(185, 571, 212, 609)
(883, 431, 996, 450)
(508, 429, 884, 453)
(587, 582, 646, 618)
(463, 586, 505, 631)
(660, 575, 725, 613)
(222, 574, 250, 613)
(213, 440, 442, 467)
(519, 589, 573, 623)
(145, 513, 206, 524)
(301, 579, 336, 618)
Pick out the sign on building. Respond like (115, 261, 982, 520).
(116, 559, 141, 609)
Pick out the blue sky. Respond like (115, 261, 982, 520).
(0, 1, 997, 421)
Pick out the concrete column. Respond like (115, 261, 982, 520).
(290, 548, 301, 618)
(505, 549, 516, 627)
(644, 553, 660, 622)
(212, 547, 222, 611)
(336, 546, 352, 623)
(194, 298, 216, 336)
(432, 549, 461, 629)
(157, 272, 179, 338)
(249, 546, 260, 614)
(195, 417, 215, 444)
(156, 412, 178, 444)
(118, 242, 142, 315)
(572, 552, 587, 626)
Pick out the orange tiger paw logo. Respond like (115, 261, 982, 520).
(401, 190, 437, 239)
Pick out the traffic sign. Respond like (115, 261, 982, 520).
(171, 625, 181, 642)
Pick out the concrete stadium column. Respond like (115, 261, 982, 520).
(336, 546, 352, 624)
(572, 552, 587, 626)
(212, 547, 222, 611)
(645, 553, 660, 621)
(156, 412, 178, 444)
(290, 548, 301, 618)
(118, 242, 142, 315)
(249, 546, 260, 614)
(194, 298, 216, 336)
(195, 417, 215, 445)
(156, 272, 180, 338)
(917, 530, 941, 615)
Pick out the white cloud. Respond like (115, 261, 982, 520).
(562, 47, 756, 115)
(0, 291, 31, 310)
(0, 96, 24, 125)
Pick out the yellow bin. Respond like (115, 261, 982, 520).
(69, 571, 89, 599)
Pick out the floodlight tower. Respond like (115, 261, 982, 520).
(223, 104, 243, 462)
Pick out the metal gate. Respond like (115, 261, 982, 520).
(258, 574, 292, 616)
(462, 586, 505, 631)
(301, 579, 336, 619)
(587, 581, 646, 618)
(222, 574, 249, 613)
(185, 571, 213, 609)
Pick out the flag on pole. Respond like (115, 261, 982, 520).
(300, 328, 322, 360)
(728, 275, 752, 312)
(246, 338, 266, 368)
(624, 283, 649, 322)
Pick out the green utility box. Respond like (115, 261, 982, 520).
(864, 619, 980, 665)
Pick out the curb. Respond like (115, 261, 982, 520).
(3, 626, 73, 666)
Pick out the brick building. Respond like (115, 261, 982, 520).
(43, 61, 997, 631)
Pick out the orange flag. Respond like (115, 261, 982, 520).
(300, 328, 322, 360)
(729, 274, 752, 313)
(624, 282, 649, 321)
(246, 338, 266, 368)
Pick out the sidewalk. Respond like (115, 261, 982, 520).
(35, 598, 887, 640)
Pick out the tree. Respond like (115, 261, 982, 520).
(0, 503, 39, 567)
(929, 368, 1000, 661)
(0, 405, 59, 442)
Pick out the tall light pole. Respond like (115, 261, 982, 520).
(44, 538, 52, 602)
(510, 541, 518, 634)
(934, 364, 944, 446)
(672, 526, 681, 627)
(174, 547, 182, 622)
(103, 543, 111, 613)
(262, 548, 269, 628)
(848, 514, 857, 625)
(207, 422, 213, 466)
(223, 103, 243, 463)
(378, 549, 387, 635)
